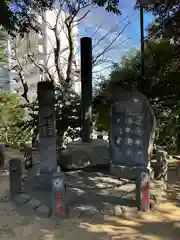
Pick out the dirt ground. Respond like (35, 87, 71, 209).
(0, 148, 179, 240)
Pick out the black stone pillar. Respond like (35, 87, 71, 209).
(80, 37, 92, 142)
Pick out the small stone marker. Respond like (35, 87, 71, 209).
(0, 145, 5, 168)
(52, 171, 67, 217)
(136, 168, 150, 211)
(9, 159, 22, 198)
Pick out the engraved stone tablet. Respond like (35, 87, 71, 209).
(109, 85, 156, 168)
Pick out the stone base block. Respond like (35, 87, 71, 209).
(57, 139, 110, 170)
(32, 173, 53, 190)
(109, 164, 149, 180)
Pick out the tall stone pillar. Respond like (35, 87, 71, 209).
(37, 81, 57, 176)
(80, 37, 92, 142)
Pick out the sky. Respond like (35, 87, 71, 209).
(10, 0, 154, 77)
(77, 0, 154, 76)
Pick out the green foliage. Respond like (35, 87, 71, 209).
(0, 45, 5, 60)
(0, 0, 120, 34)
(55, 83, 81, 145)
(94, 39, 180, 152)
(16, 102, 39, 145)
(0, 91, 30, 146)
(0, 29, 7, 62)
(93, 0, 121, 14)
(0, 91, 23, 127)
(19, 83, 82, 147)
(143, 1, 180, 42)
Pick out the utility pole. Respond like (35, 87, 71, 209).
(139, 1, 145, 93)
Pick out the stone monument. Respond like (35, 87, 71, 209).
(34, 81, 57, 189)
(109, 83, 156, 180)
(81, 37, 92, 142)
(17, 80, 68, 217)
(57, 37, 110, 170)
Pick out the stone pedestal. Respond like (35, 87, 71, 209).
(57, 139, 110, 170)
(109, 164, 150, 181)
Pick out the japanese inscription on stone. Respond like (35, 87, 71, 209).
(40, 113, 55, 137)
(109, 87, 155, 167)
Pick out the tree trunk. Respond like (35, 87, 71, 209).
(5, 129, 8, 143)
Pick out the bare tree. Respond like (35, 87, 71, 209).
(8, 0, 137, 103)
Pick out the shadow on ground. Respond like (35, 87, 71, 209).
(0, 148, 179, 239)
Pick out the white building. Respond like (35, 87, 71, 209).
(37, 10, 80, 82)
(0, 37, 12, 91)
(0, 67, 10, 91)
(6, 9, 81, 101)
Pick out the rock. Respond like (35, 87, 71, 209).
(69, 205, 84, 219)
(69, 204, 100, 219)
(27, 198, 41, 209)
(120, 206, 138, 216)
(101, 203, 114, 216)
(150, 180, 167, 203)
(36, 205, 51, 218)
(113, 205, 123, 216)
(57, 139, 110, 170)
(0, 195, 9, 202)
(156, 150, 168, 161)
(81, 205, 99, 217)
(14, 194, 30, 205)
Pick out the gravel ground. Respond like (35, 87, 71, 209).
(0, 148, 179, 240)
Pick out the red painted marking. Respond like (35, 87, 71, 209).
(56, 206, 61, 214)
(141, 183, 149, 205)
(56, 199, 62, 205)
(56, 193, 61, 198)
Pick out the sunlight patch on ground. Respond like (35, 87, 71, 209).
(78, 201, 180, 240)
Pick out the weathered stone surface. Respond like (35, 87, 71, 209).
(57, 139, 110, 170)
(69, 204, 101, 218)
(27, 198, 41, 209)
(38, 81, 57, 175)
(69, 205, 84, 219)
(119, 206, 138, 216)
(113, 205, 123, 216)
(101, 203, 114, 216)
(109, 85, 156, 168)
(109, 164, 147, 180)
(14, 194, 30, 205)
(82, 205, 99, 216)
(0, 145, 5, 168)
(150, 180, 167, 203)
(69, 204, 100, 219)
(36, 205, 51, 218)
